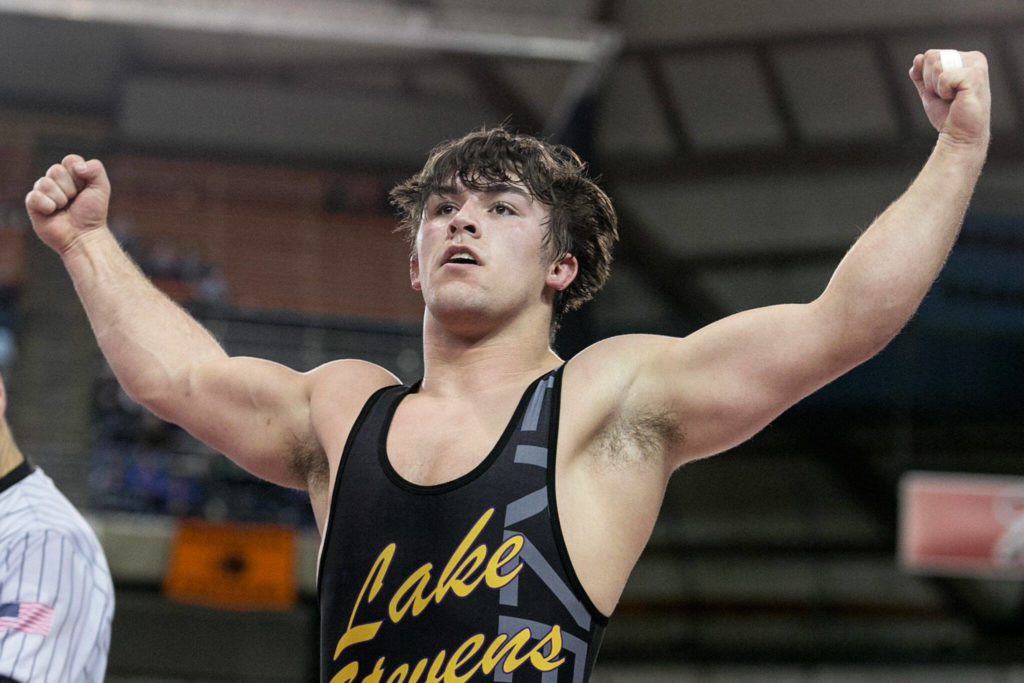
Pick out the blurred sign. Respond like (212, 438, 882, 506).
(899, 472, 1024, 578)
(164, 518, 297, 610)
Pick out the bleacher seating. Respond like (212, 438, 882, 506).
(86, 154, 425, 526)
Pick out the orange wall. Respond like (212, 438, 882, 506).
(107, 156, 423, 322)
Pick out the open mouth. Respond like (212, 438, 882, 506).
(444, 248, 480, 265)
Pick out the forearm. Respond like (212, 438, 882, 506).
(60, 226, 228, 415)
(818, 136, 988, 356)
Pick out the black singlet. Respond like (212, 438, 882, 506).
(318, 366, 608, 682)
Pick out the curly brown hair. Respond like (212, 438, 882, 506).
(389, 127, 618, 329)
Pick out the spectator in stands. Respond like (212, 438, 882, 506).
(0, 206, 27, 372)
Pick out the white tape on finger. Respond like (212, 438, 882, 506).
(939, 49, 963, 71)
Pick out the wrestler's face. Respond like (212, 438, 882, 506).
(410, 179, 576, 335)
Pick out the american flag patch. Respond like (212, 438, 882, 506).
(0, 602, 54, 636)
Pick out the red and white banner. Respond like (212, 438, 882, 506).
(900, 472, 1024, 577)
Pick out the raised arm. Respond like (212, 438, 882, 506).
(594, 49, 991, 468)
(24, 156, 351, 494)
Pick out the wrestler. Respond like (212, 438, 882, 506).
(25, 49, 990, 682)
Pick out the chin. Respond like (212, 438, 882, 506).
(426, 297, 505, 336)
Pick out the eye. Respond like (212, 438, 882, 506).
(491, 202, 517, 216)
(433, 201, 458, 217)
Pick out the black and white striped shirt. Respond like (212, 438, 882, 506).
(0, 462, 114, 682)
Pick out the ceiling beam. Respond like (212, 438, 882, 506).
(640, 54, 690, 154)
(604, 135, 1024, 182)
(460, 57, 543, 134)
(621, 17, 1024, 57)
(0, 0, 620, 63)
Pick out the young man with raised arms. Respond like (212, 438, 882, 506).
(25, 49, 990, 682)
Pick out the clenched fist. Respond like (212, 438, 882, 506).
(25, 154, 112, 255)
(909, 49, 991, 148)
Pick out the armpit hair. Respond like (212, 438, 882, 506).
(288, 432, 329, 492)
(594, 405, 683, 466)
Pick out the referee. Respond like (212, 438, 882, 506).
(0, 369, 114, 682)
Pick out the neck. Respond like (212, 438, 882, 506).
(420, 309, 561, 397)
(0, 427, 24, 479)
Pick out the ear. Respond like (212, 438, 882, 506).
(410, 255, 422, 291)
(546, 253, 578, 293)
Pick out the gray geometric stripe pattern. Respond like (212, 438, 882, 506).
(494, 616, 590, 683)
(514, 444, 548, 468)
(498, 531, 591, 631)
(496, 372, 590, 681)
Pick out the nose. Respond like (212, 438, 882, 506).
(448, 208, 478, 237)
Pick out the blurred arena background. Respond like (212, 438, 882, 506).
(1, 0, 1023, 680)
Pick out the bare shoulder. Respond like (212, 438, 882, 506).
(309, 358, 402, 394)
(561, 333, 684, 465)
(308, 359, 402, 451)
(299, 359, 401, 527)
(563, 332, 684, 406)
